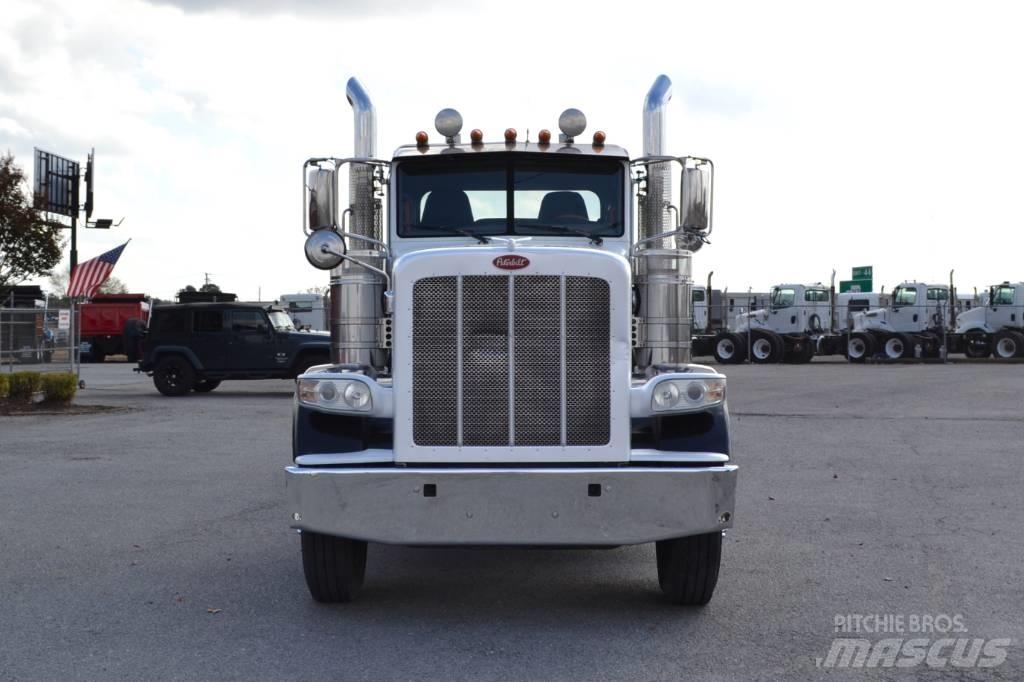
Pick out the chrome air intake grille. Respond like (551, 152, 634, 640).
(412, 275, 610, 447)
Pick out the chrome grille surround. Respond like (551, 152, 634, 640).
(395, 247, 631, 463)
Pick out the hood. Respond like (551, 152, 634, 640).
(954, 305, 986, 334)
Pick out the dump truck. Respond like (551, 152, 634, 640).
(285, 75, 736, 605)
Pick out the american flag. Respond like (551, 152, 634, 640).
(67, 241, 129, 299)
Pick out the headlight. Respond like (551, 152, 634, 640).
(651, 377, 725, 412)
(297, 378, 373, 412)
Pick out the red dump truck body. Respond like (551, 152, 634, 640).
(80, 294, 150, 362)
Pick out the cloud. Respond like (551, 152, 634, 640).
(145, 0, 467, 17)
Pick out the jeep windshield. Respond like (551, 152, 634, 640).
(267, 310, 295, 332)
(396, 153, 625, 240)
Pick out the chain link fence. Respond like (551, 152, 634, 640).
(0, 306, 79, 375)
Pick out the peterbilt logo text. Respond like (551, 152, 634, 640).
(493, 255, 530, 270)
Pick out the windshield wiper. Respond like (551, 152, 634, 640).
(413, 224, 490, 244)
(526, 224, 603, 245)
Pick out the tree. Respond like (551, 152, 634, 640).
(98, 276, 128, 294)
(49, 266, 128, 297)
(199, 282, 221, 293)
(0, 153, 64, 289)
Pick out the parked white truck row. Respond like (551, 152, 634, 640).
(690, 280, 1024, 363)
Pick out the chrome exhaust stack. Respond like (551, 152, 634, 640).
(634, 75, 693, 373)
(331, 77, 388, 370)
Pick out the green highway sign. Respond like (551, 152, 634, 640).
(839, 278, 873, 293)
(852, 266, 873, 279)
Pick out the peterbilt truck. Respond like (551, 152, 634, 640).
(286, 75, 735, 605)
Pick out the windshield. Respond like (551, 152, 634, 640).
(771, 288, 796, 309)
(992, 286, 1015, 305)
(267, 310, 295, 331)
(397, 153, 625, 239)
(894, 287, 917, 306)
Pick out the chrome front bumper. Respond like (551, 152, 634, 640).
(285, 464, 737, 546)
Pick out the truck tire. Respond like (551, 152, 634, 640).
(846, 332, 874, 363)
(882, 333, 912, 360)
(963, 333, 991, 358)
(993, 330, 1024, 359)
(301, 531, 367, 603)
(713, 333, 746, 365)
(153, 356, 196, 396)
(750, 330, 784, 364)
(656, 531, 722, 606)
(784, 338, 814, 363)
(193, 379, 221, 393)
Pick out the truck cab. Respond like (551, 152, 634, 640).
(735, 283, 831, 335)
(953, 282, 1024, 358)
(286, 76, 735, 605)
(854, 282, 949, 335)
(955, 282, 1024, 334)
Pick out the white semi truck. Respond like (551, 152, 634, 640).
(844, 281, 950, 361)
(693, 283, 826, 364)
(949, 282, 1024, 358)
(286, 76, 736, 605)
(279, 293, 327, 331)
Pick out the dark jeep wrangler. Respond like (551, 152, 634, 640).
(138, 302, 330, 396)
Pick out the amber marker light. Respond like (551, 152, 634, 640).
(415, 131, 429, 145)
(470, 128, 483, 143)
(593, 130, 606, 145)
(504, 128, 517, 142)
(538, 129, 552, 144)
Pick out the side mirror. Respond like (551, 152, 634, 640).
(307, 168, 337, 231)
(304, 229, 347, 270)
(680, 162, 712, 233)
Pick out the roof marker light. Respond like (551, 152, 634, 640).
(504, 128, 517, 142)
(415, 131, 428, 146)
(592, 130, 606, 145)
(538, 129, 551, 144)
(470, 128, 483, 143)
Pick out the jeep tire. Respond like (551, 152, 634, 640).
(153, 356, 196, 396)
(193, 379, 221, 393)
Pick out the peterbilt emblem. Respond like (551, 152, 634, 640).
(493, 255, 530, 270)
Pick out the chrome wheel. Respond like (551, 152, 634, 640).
(884, 337, 904, 359)
(995, 337, 1017, 359)
(752, 337, 772, 361)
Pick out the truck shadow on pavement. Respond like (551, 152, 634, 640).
(310, 545, 704, 615)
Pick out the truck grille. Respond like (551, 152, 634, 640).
(412, 275, 610, 447)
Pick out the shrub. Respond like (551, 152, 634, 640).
(41, 373, 78, 404)
(8, 371, 42, 402)
(0, 373, 8, 399)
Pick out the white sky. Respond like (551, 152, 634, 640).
(2, 0, 1022, 300)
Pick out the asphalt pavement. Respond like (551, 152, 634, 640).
(1, 361, 1021, 680)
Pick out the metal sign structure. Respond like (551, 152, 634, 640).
(33, 148, 80, 218)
